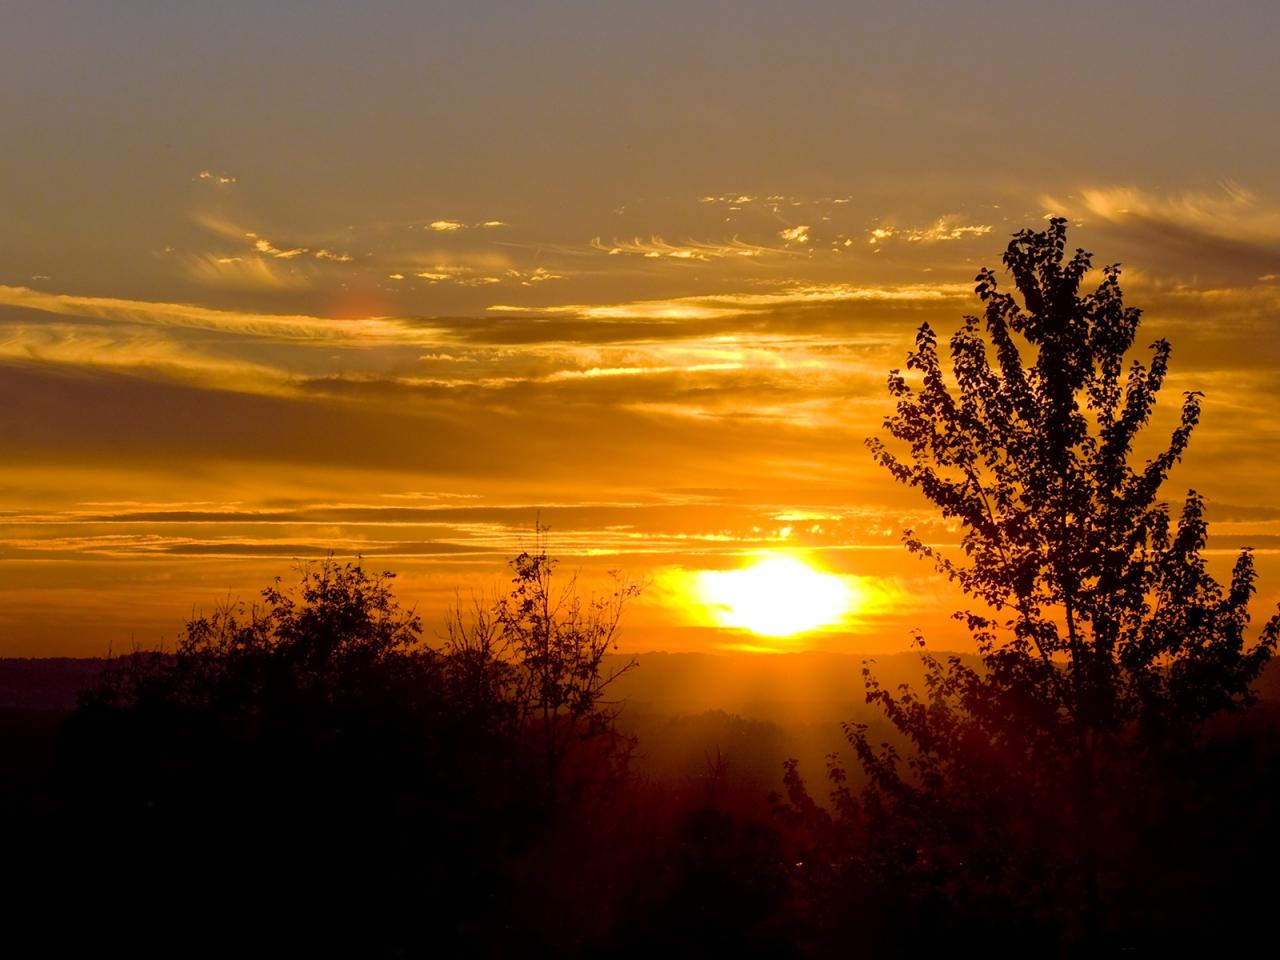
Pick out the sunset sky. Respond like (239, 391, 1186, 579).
(4, 1, 1280, 655)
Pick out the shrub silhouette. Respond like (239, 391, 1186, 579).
(57, 561, 456, 953)
(54, 554, 641, 957)
(448, 539, 640, 805)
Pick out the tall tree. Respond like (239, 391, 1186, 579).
(780, 218, 1279, 950)
(865, 217, 1277, 745)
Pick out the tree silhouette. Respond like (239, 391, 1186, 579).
(177, 557, 427, 701)
(58, 561, 457, 950)
(55, 552, 646, 956)
(446, 530, 640, 806)
(779, 218, 1280, 950)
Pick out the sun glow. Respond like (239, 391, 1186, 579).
(694, 553, 856, 638)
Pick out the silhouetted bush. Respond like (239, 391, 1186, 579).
(45, 555, 647, 957)
(445, 536, 640, 809)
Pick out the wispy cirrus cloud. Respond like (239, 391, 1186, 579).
(1040, 184, 1280, 284)
(407, 268, 500, 286)
(0, 322, 289, 387)
(196, 169, 236, 185)
(1043, 183, 1272, 234)
(488, 281, 970, 321)
(507, 267, 562, 286)
(313, 248, 353, 262)
(697, 193, 852, 212)
(0, 284, 443, 344)
(866, 217, 992, 245)
(590, 236, 790, 261)
(184, 253, 313, 290)
(248, 232, 308, 259)
(428, 219, 508, 232)
(193, 215, 353, 266)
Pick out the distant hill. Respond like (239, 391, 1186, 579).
(0, 658, 108, 710)
(0, 650, 964, 716)
(4, 650, 1279, 714)
(605, 650, 983, 723)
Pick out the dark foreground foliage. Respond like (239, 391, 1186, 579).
(12, 555, 799, 958)
(4, 571, 1280, 957)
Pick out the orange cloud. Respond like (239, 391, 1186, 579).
(590, 236, 791, 261)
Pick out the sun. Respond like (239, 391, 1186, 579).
(694, 553, 856, 638)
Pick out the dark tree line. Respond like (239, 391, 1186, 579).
(27, 550, 654, 957)
(20, 544, 800, 958)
